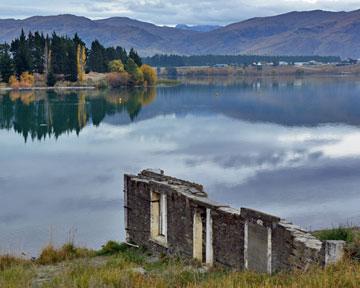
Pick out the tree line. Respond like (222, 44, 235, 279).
(143, 54, 342, 67)
(0, 30, 152, 87)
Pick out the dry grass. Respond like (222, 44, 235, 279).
(37, 243, 95, 265)
(1, 240, 360, 287)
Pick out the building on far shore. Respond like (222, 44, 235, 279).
(124, 169, 345, 273)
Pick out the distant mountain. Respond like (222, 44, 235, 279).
(1, 10, 360, 58)
(175, 24, 222, 32)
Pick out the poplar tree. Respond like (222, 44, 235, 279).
(77, 44, 86, 82)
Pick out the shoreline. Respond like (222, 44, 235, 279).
(0, 86, 96, 91)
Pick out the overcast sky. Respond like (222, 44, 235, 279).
(0, 0, 359, 25)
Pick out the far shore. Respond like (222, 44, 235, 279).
(0, 86, 96, 91)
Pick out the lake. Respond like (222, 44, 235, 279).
(1, 76, 360, 256)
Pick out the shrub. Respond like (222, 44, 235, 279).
(37, 243, 94, 265)
(47, 72, 56, 87)
(97, 241, 128, 256)
(8, 75, 20, 89)
(108, 60, 125, 73)
(315, 227, 353, 242)
(106, 72, 130, 88)
(141, 64, 157, 86)
(19, 72, 34, 88)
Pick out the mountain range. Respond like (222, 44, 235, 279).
(1, 10, 360, 58)
(175, 24, 222, 32)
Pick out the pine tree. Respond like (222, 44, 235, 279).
(32, 32, 45, 73)
(116, 47, 128, 64)
(125, 58, 143, 85)
(129, 48, 142, 67)
(88, 40, 107, 73)
(10, 29, 31, 75)
(0, 44, 14, 83)
(66, 40, 78, 82)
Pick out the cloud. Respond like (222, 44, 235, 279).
(0, 0, 359, 25)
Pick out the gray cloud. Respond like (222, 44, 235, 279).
(0, 0, 359, 25)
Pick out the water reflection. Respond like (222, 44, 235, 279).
(0, 88, 156, 141)
(1, 77, 360, 255)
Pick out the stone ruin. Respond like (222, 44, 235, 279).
(124, 169, 345, 273)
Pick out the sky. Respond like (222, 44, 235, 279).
(0, 0, 359, 26)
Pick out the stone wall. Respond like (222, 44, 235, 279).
(124, 170, 345, 273)
(212, 207, 244, 269)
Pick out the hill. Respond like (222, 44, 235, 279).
(1, 10, 360, 58)
(175, 24, 222, 32)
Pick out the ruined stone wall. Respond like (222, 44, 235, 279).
(125, 171, 345, 273)
(276, 221, 323, 271)
(124, 175, 151, 245)
(212, 208, 244, 269)
(125, 174, 201, 258)
(165, 187, 196, 257)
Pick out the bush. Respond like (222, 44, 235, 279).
(97, 241, 128, 256)
(19, 72, 34, 88)
(47, 72, 56, 87)
(37, 243, 94, 265)
(106, 72, 130, 88)
(108, 60, 124, 73)
(8, 72, 35, 89)
(141, 64, 157, 86)
(315, 227, 353, 242)
(9, 75, 20, 89)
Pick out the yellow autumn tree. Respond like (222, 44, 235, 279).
(140, 64, 157, 86)
(9, 75, 20, 89)
(77, 45, 86, 82)
(20, 72, 35, 88)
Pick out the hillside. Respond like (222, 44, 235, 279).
(1, 10, 360, 57)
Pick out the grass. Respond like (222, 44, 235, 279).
(313, 226, 355, 242)
(313, 226, 360, 261)
(2, 231, 360, 287)
(36, 243, 95, 265)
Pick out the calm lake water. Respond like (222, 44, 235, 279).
(1, 76, 360, 256)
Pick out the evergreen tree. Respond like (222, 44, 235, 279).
(116, 46, 128, 64)
(88, 40, 107, 73)
(125, 58, 143, 84)
(32, 32, 45, 73)
(129, 48, 142, 66)
(51, 32, 66, 74)
(0, 44, 14, 82)
(66, 40, 78, 82)
(10, 29, 32, 75)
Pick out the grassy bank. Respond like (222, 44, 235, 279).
(1, 228, 360, 287)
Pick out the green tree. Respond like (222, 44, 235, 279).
(0, 43, 14, 83)
(129, 48, 142, 67)
(10, 29, 31, 75)
(88, 40, 107, 73)
(125, 58, 143, 85)
(31, 32, 45, 73)
(108, 60, 124, 73)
